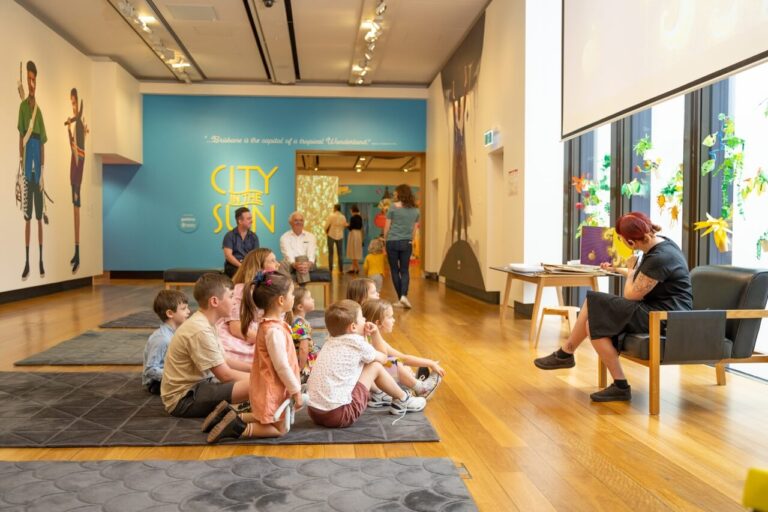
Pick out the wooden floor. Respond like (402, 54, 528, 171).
(0, 271, 766, 511)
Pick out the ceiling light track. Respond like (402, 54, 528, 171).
(349, 0, 387, 86)
(242, 0, 272, 81)
(112, 0, 204, 83)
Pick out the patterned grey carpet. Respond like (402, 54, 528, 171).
(14, 331, 150, 366)
(0, 456, 476, 511)
(0, 372, 438, 447)
(100, 309, 326, 330)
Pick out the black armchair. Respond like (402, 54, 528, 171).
(597, 265, 768, 415)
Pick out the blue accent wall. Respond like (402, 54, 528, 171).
(103, 95, 425, 270)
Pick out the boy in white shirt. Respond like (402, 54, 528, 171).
(306, 299, 426, 428)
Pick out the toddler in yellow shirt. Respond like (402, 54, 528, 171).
(363, 237, 386, 292)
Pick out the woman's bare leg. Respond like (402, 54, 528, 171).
(590, 337, 626, 380)
(562, 298, 590, 354)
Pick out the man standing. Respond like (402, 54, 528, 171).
(279, 211, 317, 284)
(222, 207, 259, 278)
(18, 61, 47, 279)
(66, 88, 87, 273)
(324, 204, 347, 274)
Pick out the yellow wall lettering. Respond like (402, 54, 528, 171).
(210, 163, 279, 234)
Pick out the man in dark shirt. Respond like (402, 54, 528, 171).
(222, 207, 259, 277)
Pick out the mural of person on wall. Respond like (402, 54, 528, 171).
(17, 60, 48, 279)
(439, 14, 486, 293)
(66, 87, 88, 273)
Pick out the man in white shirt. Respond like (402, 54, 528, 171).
(279, 211, 317, 283)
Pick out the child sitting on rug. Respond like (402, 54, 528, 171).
(305, 300, 426, 428)
(346, 277, 379, 304)
(161, 273, 250, 418)
(361, 299, 444, 405)
(287, 286, 319, 383)
(205, 271, 303, 442)
(216, 248, 280, 370)
(363, 237, 387, 292)
(143, 289, 190, 394)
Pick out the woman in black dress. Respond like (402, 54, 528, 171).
(346, 205, 364, 274)
(534, 212, 693, 402)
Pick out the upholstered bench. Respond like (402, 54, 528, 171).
(598, 265, 768, 415)
(164, 268, 223, 289)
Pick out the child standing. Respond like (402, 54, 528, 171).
(363, 237, 386, 292)
(143, 290, 190, 394)
(306, 300, 426, 427)
(206, 271, 303, 442)
(217, 249, 279, 370)
(288, 286, 319, 382)
(361, 299, 444, 403)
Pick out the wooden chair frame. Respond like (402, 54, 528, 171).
(598, 309, 768, 415)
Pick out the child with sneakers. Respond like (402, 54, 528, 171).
(143, 290, 190, 394)
(346, 277, 379, 304)
(306, 299, 426, 428)
(361, 299, 444, 406)
(363, 238, 386, 292)
(217, 248, 280, 368)
(287, 286, 319, 382)
(161, 273, 250, 418)
(205, 271, 303, 442)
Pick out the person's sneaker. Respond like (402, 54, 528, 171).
(533, 351, 575, 370)
(201, 400, 233, 433)
(399, 296, 412, 309)
(207, 410, 246, 443)
(389, 391, 426, 415)
(416, 373, 442, 400)
(39, 260, 45, 277)
(368, 390, 392, 408)
(21, 262, 29, 279)
(590, 383, 631, 402)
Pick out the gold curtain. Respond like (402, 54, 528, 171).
(296, 175, 339, 267)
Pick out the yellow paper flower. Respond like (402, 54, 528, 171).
(670, 204, 680, 224)
(694, 213, 732, 252)
(656, 194, 666, 210)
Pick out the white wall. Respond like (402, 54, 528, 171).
(426, 0, 563, 303)
(92, 61, 142, 164)
(0, 1, 105, 292)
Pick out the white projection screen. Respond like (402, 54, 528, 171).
(562, 0, 768, 139)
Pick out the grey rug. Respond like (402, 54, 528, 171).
(14, 331, 149, 366)
(0, 372, 438, 447)
(0, 456, 476, 511)
(100, 309, 327, 330)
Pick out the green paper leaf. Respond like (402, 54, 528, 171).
(702, 133, 718, 147)
(701, 159, 716, 175)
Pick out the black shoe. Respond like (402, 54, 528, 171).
(70, 253, 76, 264)
(207, 410, 246, 443)
(39, 260, 45, 277)
(201, 400, 233, 433)
(534, 351, 575, 370)
(21, 262, 29, 279)
(590, 383, 631, 402)
(71, 256, 80, 273)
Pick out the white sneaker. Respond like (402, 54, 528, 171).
(368, 390, 392, 408)
(415, 373, 442, 400)
(389, 391, 426, 415)
(399, 296, 412, 309)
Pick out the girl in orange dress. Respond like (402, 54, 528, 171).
(206, 271, 302, 442)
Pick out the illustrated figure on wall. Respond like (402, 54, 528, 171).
(16, 60, 48, 279)
(66, 87, 88, 273)
(438, 14, 486, 290)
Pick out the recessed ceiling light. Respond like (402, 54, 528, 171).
(403, 168, 409, 173)
(356, 168, 362, 173)
(360, 157, 366, 161)
(138, 15, 156, 24)
(172, 62, 191, 68)
(364, 31, 378, 43)
(313, 167, 318, 171)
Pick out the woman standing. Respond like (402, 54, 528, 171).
(534, 211, 693, 402)
(324, 204, 347, 274)
(384, 184, 420, 308)
(346, 204, 363, 274)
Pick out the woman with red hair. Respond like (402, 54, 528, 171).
(534, 212, 692, 402)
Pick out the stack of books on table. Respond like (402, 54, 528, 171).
(541, 263, 605, 275)
(504, 263, 545, 273)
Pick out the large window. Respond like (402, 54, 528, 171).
(724, 62, 768, 380)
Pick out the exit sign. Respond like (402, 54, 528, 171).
(483, 130, 494, 147)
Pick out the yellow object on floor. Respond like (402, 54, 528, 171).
(744, 468, 768, 511)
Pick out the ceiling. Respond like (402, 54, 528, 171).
(18, 0, 488, 86)
(296, 153, 421, 173)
